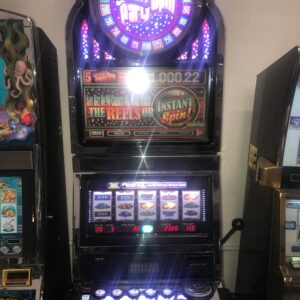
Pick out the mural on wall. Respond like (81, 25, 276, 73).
(0, 19, 35, 144)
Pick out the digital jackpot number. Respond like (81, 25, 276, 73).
(149, 71, 204, 84)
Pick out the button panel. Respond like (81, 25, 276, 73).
(86, 282, 215, 300)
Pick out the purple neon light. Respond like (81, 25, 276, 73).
(93, 39, 100, 60)
(177, 19, 211, 61)
(104, 52, 115, 60)
(81, 20, 89, 60)
(177, 51, 188, 60)
(202, 19, 211, 60)
(81, 19, 115, 61)
(191, 38, 199, 59)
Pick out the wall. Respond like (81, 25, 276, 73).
(1, 0, 300, 293)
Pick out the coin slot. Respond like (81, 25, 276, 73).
(7, 239, 21, 244)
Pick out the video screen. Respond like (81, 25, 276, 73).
(285, 199, 300, 257)
(91, 188, 204, 224)
(0, 177, 23, 256)
(82, 177, 211, 239)
(82, 68, 209, 143)
(0, 289, 35, 299)
(283, 73, 300, 167)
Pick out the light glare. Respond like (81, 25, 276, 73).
(126, 69, 150, 94)
(142, 225, 154, 233)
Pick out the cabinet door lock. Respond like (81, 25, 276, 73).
(256, 156, 282, 188)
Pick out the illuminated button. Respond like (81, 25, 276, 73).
(162, 288, 173, 297)
(12, 245, 22, 254)
(0, 246, 9, 254)
(112, 289, 123, 297)
(141, 225, 154, 234)
(184, 282, 212, 298)
(128, 289, 140, 297)
(95, 289, 106, 298)
(145, 289, 156, 297)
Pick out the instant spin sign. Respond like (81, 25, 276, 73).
(152, 86, 200, 128)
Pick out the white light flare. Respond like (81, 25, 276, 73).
(126, 68, 150, 94)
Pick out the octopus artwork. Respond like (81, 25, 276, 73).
(0, 19, 36, 143)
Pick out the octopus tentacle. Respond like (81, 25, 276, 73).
(4, 78, 11, 90)
(21, 70, 33, 86)
(2, 21, 17, 63)
(11, 89, 22, 99)
(12, 23, 29, 56)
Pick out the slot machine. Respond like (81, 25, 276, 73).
(0, 9, 70, 300)
(236, 47, 300, 300)
(66, 0, 224, 299)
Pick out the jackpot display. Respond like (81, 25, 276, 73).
(66, 0, 224, 299)
(82, 68, 208, 141)
(0, 10, 70, 300)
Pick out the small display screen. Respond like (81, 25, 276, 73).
(285, 199, 300, 257)
(0, 289, 35, 299)
(82, 68, 208, 142)
(0, 177, 22, 256)
(81, 175, 211, 243)
(283, 73, 300, 167)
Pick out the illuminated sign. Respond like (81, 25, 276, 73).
(107, 181, 187, 189)
(95, 0, 194, 54)
(83, 68, 207, 141)
(153, 87, 199, 128)
(0, 20, 36, 146)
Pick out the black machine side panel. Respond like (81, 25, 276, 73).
(33, 28, 71, 300)
(236, 47, 300, 299)
(250, 47, 299, 164)
(235, 170, 275, 299)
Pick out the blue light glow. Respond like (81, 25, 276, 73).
(142, 225, 154, 233)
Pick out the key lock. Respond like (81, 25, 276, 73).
(248, 144, 282, 189)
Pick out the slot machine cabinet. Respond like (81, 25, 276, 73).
(0, 10, 70, 300)
(66, 0, 224, 299)
(236, 47, 300, 300)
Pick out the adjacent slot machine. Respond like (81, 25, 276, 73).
(236, 47, 300, 300)
(0, 10, 70, 300)
(66, 0, 224, 299)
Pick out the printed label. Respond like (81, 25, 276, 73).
(160, 190, 179, 221)
(138, 190, 157, 221)
(92, 191, 112, 222)
(116, 190, 135, 221)
(182, 190, 201, 221)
